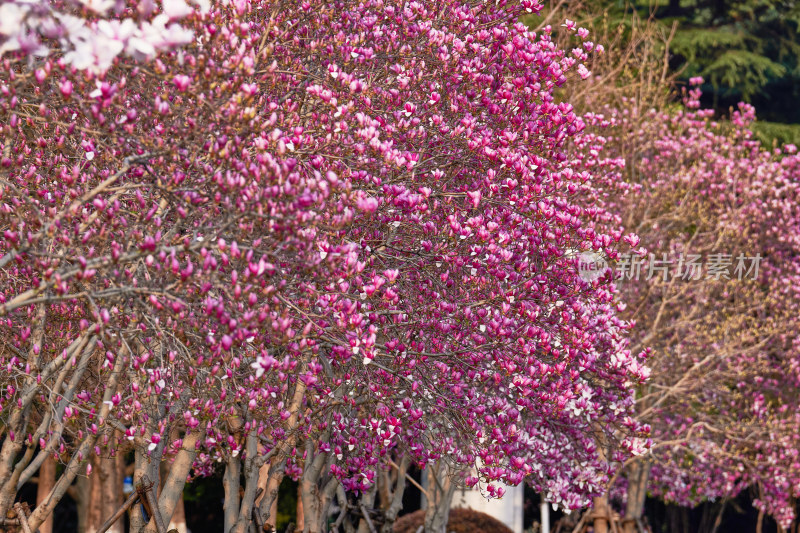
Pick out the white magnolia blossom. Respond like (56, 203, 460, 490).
(76, 0, 115, 14)
(0, 0, 209, 73)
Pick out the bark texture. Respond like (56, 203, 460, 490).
(422, 464, 456, 533)
(592, 494, 609, 533)
(623, 458, 651, 533)
(35, 456, 56, 533)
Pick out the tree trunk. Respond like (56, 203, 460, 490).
(756, 508, 764, 533)
(0, 303, 46, 516)
(592, 495, 609, 533)
(297, 483, 305, 532)
(28, 345, 124, 532)
(36, 456, 56, 533)
(161, 458, 188, 533)
(82, 453, 124, 533)
(268, 492, 278, 533)
(623, 458, 650, 533)
(87, 461, 103, 533)
(142, 430, 203, 533)
(294, 433, 337, 533)
(335, 486, 357, 533)
(379, 456, 411, 533)
(377, 469, 392, 512)
(232, 430, 264, 533)
(104, 454, 123, 533)
(257, 462, 284, 531)
(169, 496, 188, 533)
(113, 452, 127, 533)
(422, 464, 456, 533)
(0, 321, 86, 520)
(667, 504, 689, 533)
(223, 455, 241, 533)
(76, 467, 90, 533)
(710, 500, 726, 533)
(355, 482, 377, 533)
(130, 446, 152, 533)
(298, 463, 338, 533)
(253, 354, 312, 530)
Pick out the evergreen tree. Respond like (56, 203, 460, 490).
(664, 0, 800, 123)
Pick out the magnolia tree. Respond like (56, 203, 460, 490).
(579, 81, 800, 532)
(1, 1, 648, 532)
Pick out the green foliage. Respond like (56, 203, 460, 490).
(751, 121, 800, 147)
(673, 0, 800, 119)
(182, 470, 224, 504)
(670, 27, 749, 60)
(704, 50, 786, 99)
(577, 0, 800, 124)
(276, 477, 299, 531)
(182, 472, 226, 532)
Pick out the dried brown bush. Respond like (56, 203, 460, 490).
(393, 507, 513, 533)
